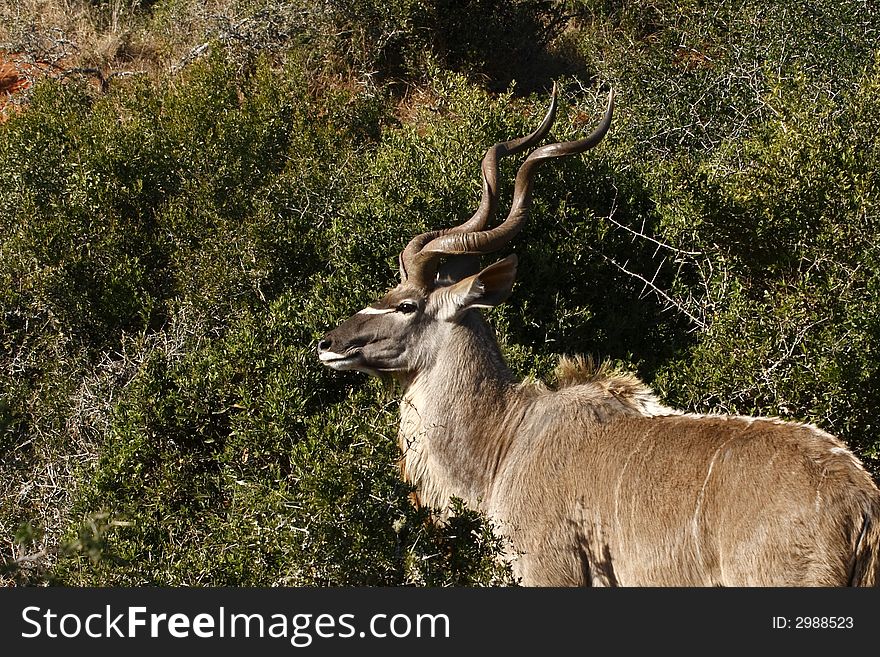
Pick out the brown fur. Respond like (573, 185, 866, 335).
(322, 303, 880, 586)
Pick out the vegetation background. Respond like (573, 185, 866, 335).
(1, 0, 878, 585)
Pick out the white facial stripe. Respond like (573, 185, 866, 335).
(319, 351, 348, 362)
(357, 306, 395, 315)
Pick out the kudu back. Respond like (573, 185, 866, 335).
(318, 87, 880, 586)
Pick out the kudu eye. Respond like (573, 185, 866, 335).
(396, 301, 419, 314)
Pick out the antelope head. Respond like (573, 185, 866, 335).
(317, 86, 614, 379)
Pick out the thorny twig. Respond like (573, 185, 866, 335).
(587, 244, 708, 330)
(59, 67, 146, 92)
(553, 196, 709, 330)
(605, 187, 703, 257)
(170, 7, 311, 74)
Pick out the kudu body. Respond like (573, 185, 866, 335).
(318, 88, 880, 586)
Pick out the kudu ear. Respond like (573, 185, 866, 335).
(440, 255, 518, 319)
(398, 253, 408, 283)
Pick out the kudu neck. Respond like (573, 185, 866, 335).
(395, 311, 517, 510)
(401, 310, 515, 398)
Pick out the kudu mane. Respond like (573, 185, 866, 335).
(318, 85, 880, 586)
(549, 355, 669, 415)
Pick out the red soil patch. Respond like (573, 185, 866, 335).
(0, 51, 56, 120)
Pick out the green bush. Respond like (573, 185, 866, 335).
(0, 52, 517, 585)
(2, 0, 879, 585)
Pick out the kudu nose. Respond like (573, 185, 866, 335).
(317, 338, 332, 353)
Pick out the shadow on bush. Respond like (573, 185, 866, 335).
(428, 0, 578, 93)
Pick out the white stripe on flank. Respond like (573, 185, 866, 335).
(357, 306, 395, 315)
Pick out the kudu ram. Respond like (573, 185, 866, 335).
(318, 87, 880, 586)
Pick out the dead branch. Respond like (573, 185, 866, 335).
(588, 244, 708, 330)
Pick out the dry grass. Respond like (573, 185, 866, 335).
(0, 0, 267, 115)
(1, 0, 140, 66)
(1, 1, 149, 118)
(0, 0, 336, 119)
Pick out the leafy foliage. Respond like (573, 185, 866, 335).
(1, 0, 879, 585)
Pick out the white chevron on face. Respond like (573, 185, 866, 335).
(357, 306, 395, 315)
